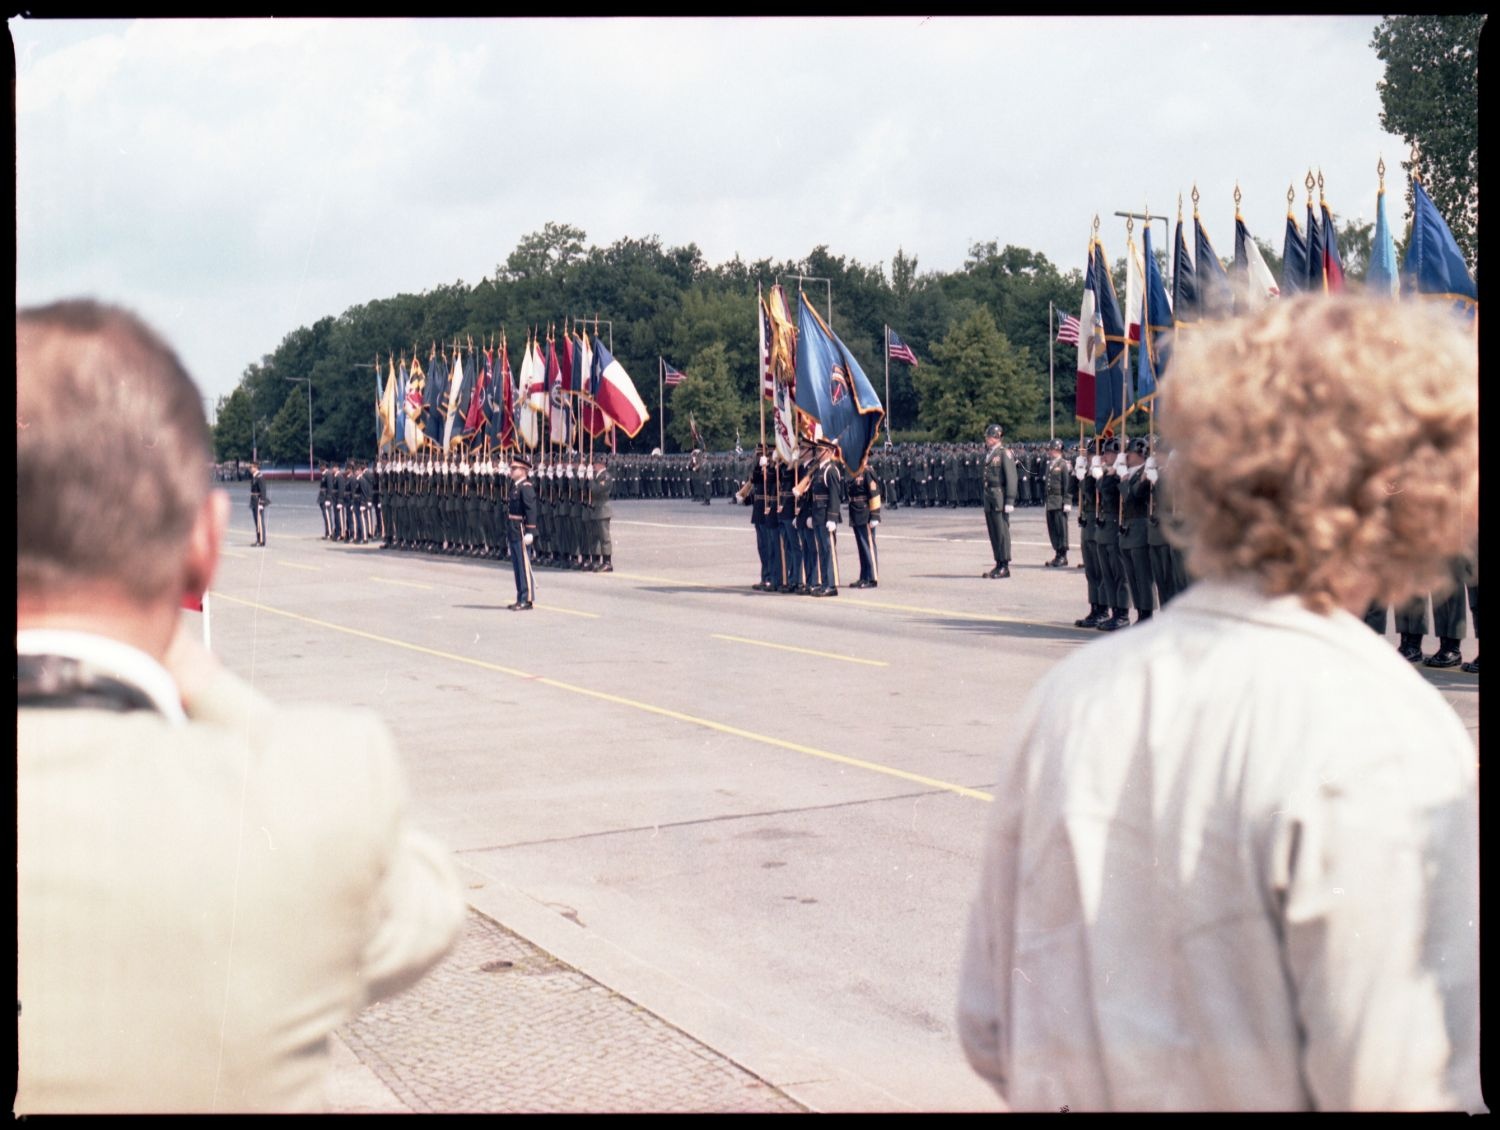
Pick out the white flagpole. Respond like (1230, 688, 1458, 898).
(659, 356, 665, 453)
(1048, 301, 1055, 442)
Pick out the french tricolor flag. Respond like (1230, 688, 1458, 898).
(590, 339, 650, 439)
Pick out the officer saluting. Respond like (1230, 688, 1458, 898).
(506, 454, 538, 611)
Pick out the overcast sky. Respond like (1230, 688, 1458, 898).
(14, 15, 1407, 408)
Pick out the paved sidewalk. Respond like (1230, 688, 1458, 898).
(328, 907, 806, 1113)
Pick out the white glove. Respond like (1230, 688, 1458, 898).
(1145, 455, 1157, 471)
(586, 467, 595, 479)
(759, 456, 768, 467)
(523, 533, 534, 547)
(1145, 468, 1159, 484)
(1064, 503, 1072, 513)
(1074, 466, 1086, 481)
(1091, 466, 1104, 480)
(871, 519, 880, 528)
(1004, 504, 1014, 514)
(825, 520, 836, 532)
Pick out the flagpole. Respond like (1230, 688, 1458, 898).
(1122, 216, 1133, 445)
(757, 282, 766, 449)
(1048, 304, 1055, 443)
(659, 356, 665, 453)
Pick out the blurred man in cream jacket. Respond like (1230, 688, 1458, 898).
(17, 300, 465, 1113)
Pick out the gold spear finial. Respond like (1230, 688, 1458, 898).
(1377, 155, 1386, 190)
(1191, 183, 1200, 211)
(1234, 182, 1242, 210)
(1287, 184, 1296, 210)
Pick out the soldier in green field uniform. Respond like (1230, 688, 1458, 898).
(980, 424, 1018, 578)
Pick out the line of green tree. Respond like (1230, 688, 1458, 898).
(213, 216, 1389, 465)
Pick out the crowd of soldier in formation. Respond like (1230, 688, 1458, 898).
(303, 438, 1476, 673)
(587, 442, 1084, 509)
(316, 451, 616, 572)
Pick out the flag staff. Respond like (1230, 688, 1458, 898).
(779, 275, 831, 324)
(757, 282, 766, 450)
(1122, 214, 1134, 445)
(659, 356, 665, 453)
(1048, 303, 1055, 442)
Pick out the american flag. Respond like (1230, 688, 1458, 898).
(663, 361, 687, 387)
(887, 328, 918, 366)
(1056, 313, 1082, 345)
(761, 303, 775, 400)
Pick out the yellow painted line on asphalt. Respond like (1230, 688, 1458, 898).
(535, 604, 600, 619)
(370, 576, 433, 590)
(207, 592, 990, 803)
(711, 633, 887, 667)
(278, 561, 322, 572)
(221, 550, 249, 560)
(844, 595, 1033, 626)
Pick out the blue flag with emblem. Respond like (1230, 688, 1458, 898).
(1401, 176, 1476, 318)
(1136, 224, 1173, 406)
(794, 291, 885, 473)
(1280, 203, 1308, 295)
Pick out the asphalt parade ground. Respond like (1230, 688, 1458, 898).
(208, 481, 1480, 1113)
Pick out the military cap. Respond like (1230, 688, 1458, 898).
(1048, 438, 1063, 450)
(510, 453, 532, 469)
(985, 424, 1004, 440)
(1102, 436, 1121, 454)
(1129, 437, 1150, 457)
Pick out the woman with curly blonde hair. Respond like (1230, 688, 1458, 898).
(958, 294, 1480, 1112)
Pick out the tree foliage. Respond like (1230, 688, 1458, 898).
(1371, 14, 1482, 265)
(915, 307, 1041, 440)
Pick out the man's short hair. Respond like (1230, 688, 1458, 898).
(18, 300, 211, 605)
(1160, 294, 1477, 614)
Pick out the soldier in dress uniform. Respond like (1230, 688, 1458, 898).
(317, 461, 334, 539)
(1093, 437, 1132, 631)
(1074, 441, 1110, 627)
(980, 424, 1018, 578)
(587, 453, 614, 571)
(248, 462, 268, 547)
(1042, 438, 1072, 567)
(771, 453, 799, 592)
(1118, 438, 1155, 624)
(505, 454, 537, 610)
(846, 460, 882, 588)
(1142, 441, 1178, 607)
(736, 444, 777, 590)
(807, 439, 843, 596)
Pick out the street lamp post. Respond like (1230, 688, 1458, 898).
(285, 376, 313, 480)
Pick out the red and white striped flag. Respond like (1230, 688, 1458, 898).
(1056, 313, 1082, 345)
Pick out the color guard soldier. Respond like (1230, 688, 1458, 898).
(1093, 438, 1131, 631)
(847, 461, 882, 588)
(737, 444, 777, 590)
(506, 454, 537, 610)
(318, 461, 335, 539)
(807, 439, 842, 596)
(1142, 443, 1178, 606)
(1075, 441, 1109, 627)
(587, 454, 614, 572)
(774, 453, 800, 592)
(1119, 438, 1155, 624)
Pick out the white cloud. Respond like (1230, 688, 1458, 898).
(14, 15, 1412, 407)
